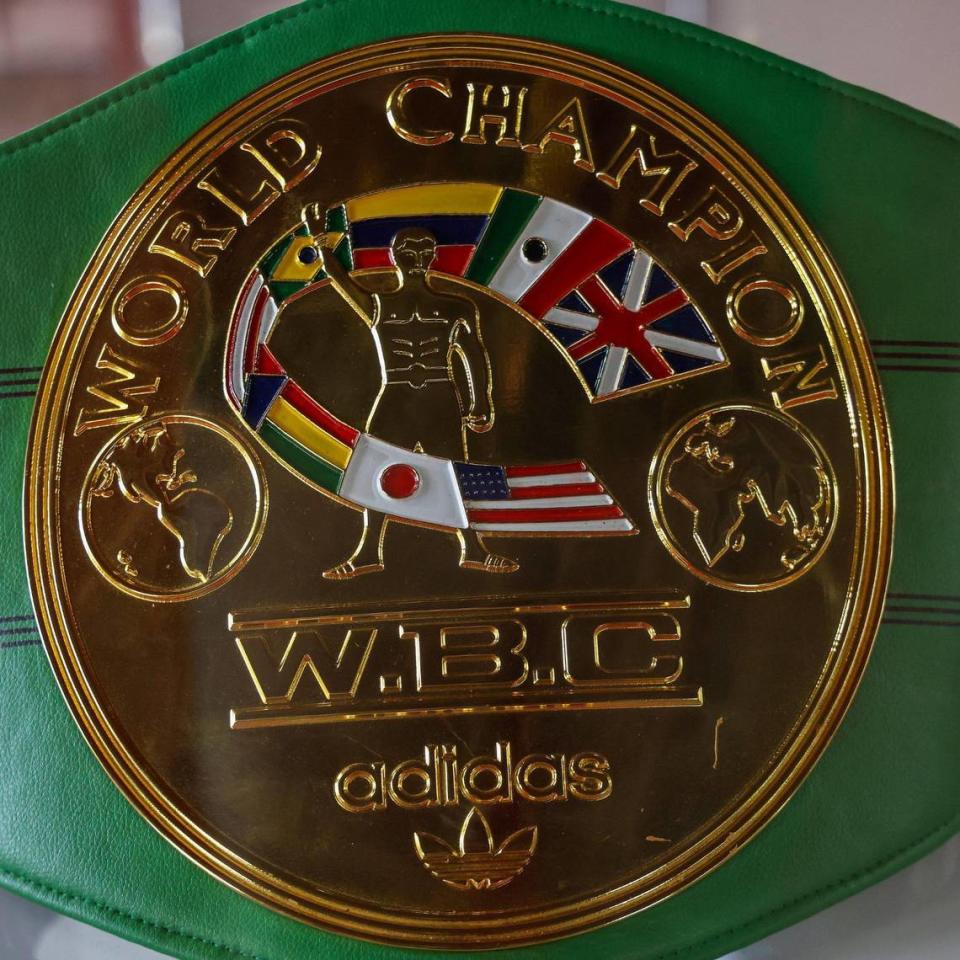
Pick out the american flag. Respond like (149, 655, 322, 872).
(540, 248, 727, 399)
(454, 461, 635, 534)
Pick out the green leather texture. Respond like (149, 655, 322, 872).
(1, 2, 958, 959)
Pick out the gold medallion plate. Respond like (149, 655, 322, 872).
(24, 35, 892, 948)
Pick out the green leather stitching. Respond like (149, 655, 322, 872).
(1, 2, 957, 957)
(537, 0, 960, 144)
(3, 809, 958, 960)
(654, 810, 960, 960)
(0, 863, 265, 960)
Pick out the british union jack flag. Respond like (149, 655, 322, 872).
(540, 248, 727, 399)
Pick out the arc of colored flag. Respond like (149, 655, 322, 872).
(222, 180, 731, 535)
(242, 182, 726, 402)
(226, 291, 634, 535)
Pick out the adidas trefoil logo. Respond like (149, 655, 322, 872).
(413, 806, 538, 891)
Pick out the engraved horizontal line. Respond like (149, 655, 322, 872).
(887, 592, 960, 604)
(882, 617, 960, 628)
(871, 338, 960, 349)
(425, 873, 525, 881)
(230, 688, 704, 729)
(424, 858, 532, 866)
(425, 864, 531, 872)
(229, 591, 689, 633)
(0, 389, 38, 399)
(424, 854, 533, 864)
(0, 615, 35, 624)
(0, 639, 41, 650)
(257, 676, 689, 708)
(885, 604, 960, 616)
(232, 600, 689, 632)
(0, 365, 43, 375)
(0, 377, 41, 387)
(424, 859, 533, 868)
(423, 859, 531, 870)
(872, 351, 960, 362)
(0, 626, 38, 637)
(875, 363, 960, 374)
(423, 864, 532, 879)
(425, 863, 531, 872)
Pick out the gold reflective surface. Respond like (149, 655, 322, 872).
(24, 36, 892, 948)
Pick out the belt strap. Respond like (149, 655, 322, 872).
(0, 2, 957, 959)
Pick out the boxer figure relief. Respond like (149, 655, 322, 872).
(302, 205, 518, 579)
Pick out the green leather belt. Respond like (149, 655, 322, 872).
(1, 2, 958, 959)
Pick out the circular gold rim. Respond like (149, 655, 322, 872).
(24, 34, 893, 948)
(77, 412, 269, 602)
(647, 403, 839, 592)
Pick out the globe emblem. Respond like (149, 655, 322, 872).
(80, 415, 266, 600)
(650, 405, 837, 590)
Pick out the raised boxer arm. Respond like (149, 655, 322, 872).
(301, 202, 376, 325)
